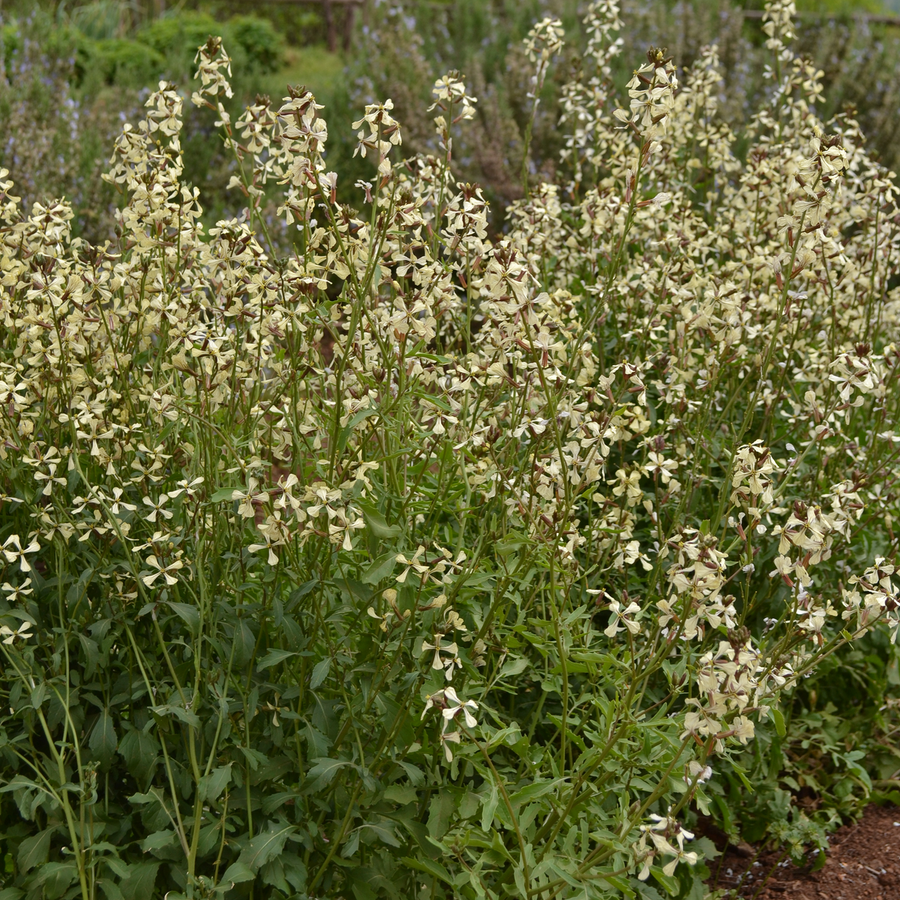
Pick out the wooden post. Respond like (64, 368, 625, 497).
(323, 0, 336, 53)
(343, 2, 355, 52)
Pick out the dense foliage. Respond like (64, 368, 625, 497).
(0, 0, 898, 898)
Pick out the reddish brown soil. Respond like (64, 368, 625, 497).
(707, 805, 900, 899)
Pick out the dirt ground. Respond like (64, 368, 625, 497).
(707, 804, 900, 899)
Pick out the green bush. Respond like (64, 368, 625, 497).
(77, 36, 165, 87)
(136, 11, 227, 82)
(226, 14, 284, 75)
(136, 11, 284, 86)
(0, 3, 899, 898)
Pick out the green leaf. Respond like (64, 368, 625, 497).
(400, 857, 454, 886)
(210, 487, 243, 502)
(509, 780, 562, 809)
(309, 657, 330, 690)
(651, 866, 680, 896)
(427, 791, 455, 839)
(303, 723, 331, 758)
(602, 874, 635, 897)
(150, 703, 200, 728)
(166, 602, 200, 637)
(257, 648, 298, 670)
(360, 505, 402, 539)
(99, 879, 125, 900)
(90, 710, 118, 768)
(141, 830, 177, 854)
(201, 763, 232, 803)
(238, 746, 269, 771)
(262, 791, 300, 815)
(221, 861, 255, 884)
(34, 862, 78, 900)
(384, 785, 417, 805)
(0, 889, 25, 900)
(232, 620, 256, 667)
(733, 766, 755, 794)
(771, 707, 786, 738)
(499, 657, 529, 678)
(237, 823, 296, 873)
(30, 681, 47, 709)
(361, 818, 401, 847)
(339, 407, 381, 452)
(119, 728, 159, 779)
(361, 551, 398, 585)
(481, 782, 498, 831)
(78, 633, 100, 679)
(17, 826, 55, 872)
(306, 758, 351, 792)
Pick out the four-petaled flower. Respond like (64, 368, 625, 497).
(0, 621, 33, 644)
(421, 634, 462, 681)
(2, 535, 40, 572)
(140, 554, 185, 587)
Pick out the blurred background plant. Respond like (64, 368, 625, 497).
(343, 0, 900, 227)
(4, 0, 900, 237)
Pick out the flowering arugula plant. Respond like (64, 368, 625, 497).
(0, 2, 898, 898)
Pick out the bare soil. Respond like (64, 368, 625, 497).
(707, 805, 900, 899)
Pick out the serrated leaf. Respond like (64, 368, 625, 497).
(262, 791, 300, 815)
(651, 866, 680, 896)
(232, 620, 256, 667)
(361, 818, 401, 847)
(238, 746, 269, 771)
(510, 780, 562, 808)
(499, 657, 529, 678)
(30, 681, 47, 709)
(78, 633, 100, 679)
(339, 408, 380, 452)
(302, 723, 331, 758)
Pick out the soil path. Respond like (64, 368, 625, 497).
(708, 805, 900, 899)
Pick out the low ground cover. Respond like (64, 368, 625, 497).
(0, 0, 898, 897)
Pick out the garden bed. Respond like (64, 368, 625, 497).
(710, 805, 900, 899)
